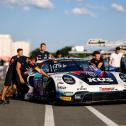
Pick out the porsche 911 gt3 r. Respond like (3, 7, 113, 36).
(27, 58, 126, 104)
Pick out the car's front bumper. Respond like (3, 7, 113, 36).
(73, 90, 126, 103)
(57, 90, 126, 104)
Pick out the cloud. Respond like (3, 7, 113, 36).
(72, 7, 96, 17)
(0, 0, 54, 10)
(64, 0, 85, 2)
(112, 3, 125, 12)
(23, 6, 31, 11)
(76, 0, 85, 2)
(64, 10, 69, 15)
(86, 4, 108, 11)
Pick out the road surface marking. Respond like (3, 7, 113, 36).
(44, 105, 55, 126)
(86, 106, 119, 126)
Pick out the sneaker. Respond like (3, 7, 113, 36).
(5, 97, 10, 104)
(0, 100, 4, 104)
(0, 99, 9, 104)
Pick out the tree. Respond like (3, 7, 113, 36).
(59, 46, 72, 57)
(30, 48, 40, 57)
(30, 46, 72, 57)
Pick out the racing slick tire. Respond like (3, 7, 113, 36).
(46, 79, 58, 105)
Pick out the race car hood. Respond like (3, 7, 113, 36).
(50, 70, 118, 85)
(68, 71, 118, 85)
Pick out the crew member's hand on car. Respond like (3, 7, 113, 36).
(34, 66, 49, 78)
(39, 69, 49, 78)
(46, 74, 50, 78)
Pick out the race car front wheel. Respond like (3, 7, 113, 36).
(46, 79, 57, 105)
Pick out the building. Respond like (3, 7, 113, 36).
(87, 39, 106, 47)
(86, 39, 124, 54)
(12, 41, 30, 56)
(0, 35, 13, 61)
(87, 39, 122, 47)
(69, 46, 85, 54)
(69, 39, 126, 56)
(0, 34, 30, 61)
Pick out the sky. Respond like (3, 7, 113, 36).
(0, 0, 126, 52)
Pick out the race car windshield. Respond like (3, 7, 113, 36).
(51, 60, 89, 73)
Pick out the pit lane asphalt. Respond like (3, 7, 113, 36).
(0, 80, 126, 126)
(0, 100, 126, 126)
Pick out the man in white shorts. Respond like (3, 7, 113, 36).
(109, 47, 123, 72)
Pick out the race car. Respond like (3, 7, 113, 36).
(27, 58, 126, 104)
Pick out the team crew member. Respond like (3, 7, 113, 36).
(16, 56, 49, 97)
(91, 51, 104, 70)
(109, 47, 123, 72)
(55, 50, 63, 58)
(0, 48, 23, 104)
(35, 43, 50, 62)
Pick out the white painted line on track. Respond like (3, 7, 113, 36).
(86, 106, 119, 126)
(44, 105, 55, 126)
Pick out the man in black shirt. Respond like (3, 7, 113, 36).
(36, 43, 50, 62)
(91, 51, 104, 70)
(16, 56, 49, 98)
(0, 48, 23, 104)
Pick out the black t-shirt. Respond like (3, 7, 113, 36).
(17, 56, 37, 75)
(91, 58, 104, 70)
(9, 55, 20, 73)
(36, 51, 50, 61)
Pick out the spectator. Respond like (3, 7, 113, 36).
(55, 50, 63, 58)
(35, 42, 50, 62)
(103, 53, 110, 71)
(50, 54, 55, 59)
(0, 48, 23, 104)
(109, 47, 123, 72)
(91, 51, 104, 70)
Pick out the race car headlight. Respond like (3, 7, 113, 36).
(62, 75, 75, 84)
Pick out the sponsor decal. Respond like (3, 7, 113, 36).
(57, 86, 66, 89)
(124, 85, 126, 89)
(71, 71, 81, 75)
(62, 75, 75, 84)
(60, 96, 72, 101)
(75, 95, 81, 100)
(71, 71, 96, 77)
(84, 71, 97, 77)
(53, 63, 67, 69)
(64, 92, 74, 96)
(88, 78, 113, 82)
(99, 87, 115, 91)
(57, 82, 64, 84)
(77, 86, 87, 91)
